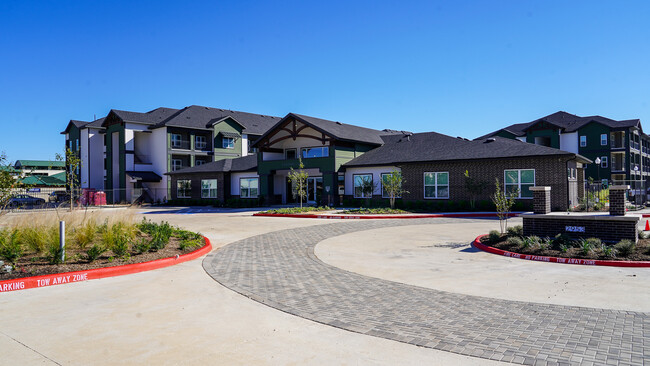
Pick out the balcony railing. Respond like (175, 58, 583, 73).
(611, 163, 626, 172)
(171, 140, 191, 150)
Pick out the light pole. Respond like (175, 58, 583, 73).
(594, 157, 601, 182)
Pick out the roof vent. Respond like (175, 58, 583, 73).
(336, 121, 342, 125)
(484, 138, 496, 143)
(186, 116, 190, 119)
(204, 107, 209, 110)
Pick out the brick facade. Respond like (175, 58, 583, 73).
(609, 185, 628, 216)
(522, 214, 638, 243)
(399, 156, 572, 211)
(169, 172, 226, 201)
(530, 186, 551, 214)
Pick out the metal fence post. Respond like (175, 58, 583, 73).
(59, 221, 65, 262)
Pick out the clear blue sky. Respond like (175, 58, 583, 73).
(1, 1, 649, 161)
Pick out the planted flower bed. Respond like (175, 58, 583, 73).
(340, 208, 409, 215)
(0, 217, 205, 281)
(482, 226, 650, 261)
(258, 206, 332, 215)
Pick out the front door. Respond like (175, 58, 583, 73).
(307, 177, 323, 204)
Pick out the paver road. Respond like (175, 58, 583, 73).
(204, 219, 650, 366)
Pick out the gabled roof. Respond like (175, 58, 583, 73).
(61, 120, 89, 134)
(253, 113, 390, 148)
(103, 107, 180, 126)
(149, 105, 280, 135)
(15, 160, 66, 169)
(84, 117, 106, 129)
(344, 132, 589, 167)
(476, 111, 642, 140)
(166, 155, 258, 175)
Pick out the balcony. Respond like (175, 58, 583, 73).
(170, 140, 191, 150)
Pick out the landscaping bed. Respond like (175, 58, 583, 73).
(340, 208, 409, 215)
(481, 226, 650, 261)
(258, 206, 332, 215)
(0, 218, 205, 281)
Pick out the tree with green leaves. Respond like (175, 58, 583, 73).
(288, 158, 309, 208)
(382, 170, 408, 209)
(359, 175, 377, 207)
(491, 178, 518, 234)
(0, 153, 16, 213)
(464, 170, 487, 210)
(56, 148, 81, 212)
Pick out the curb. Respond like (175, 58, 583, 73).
(0, 237, 213, 293)
(472, 235, 650, 267)
(253, 212, 520, 219)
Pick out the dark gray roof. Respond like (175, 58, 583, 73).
(166, 155, 258, 175)
(61, 120, 89, 134)
(150, 105, 280, 135)
(107, 107, 180, 126)
(476, 111, 642, 140)
(253, 113, 389, 147)
(344, 132, 587, 167)
(84, 117, 106, 129)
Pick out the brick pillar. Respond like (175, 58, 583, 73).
(529, 186, 551, 214)
(609, 185, 628, 216)
(577, 167, 585, 201)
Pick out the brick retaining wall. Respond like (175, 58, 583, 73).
(521, 214, 638, 243)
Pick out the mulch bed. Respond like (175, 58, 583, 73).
(0, 237, 202, 281)
(481, 236, 650, 261)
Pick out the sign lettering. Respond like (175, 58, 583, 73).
(565, 226, 585, 233)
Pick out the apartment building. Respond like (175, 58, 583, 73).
(63, 105, 280, 203)
(168, 112, 589, 211)
(476, 111, 646, 186)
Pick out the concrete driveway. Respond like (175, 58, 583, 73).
(1, 208, 648, 365)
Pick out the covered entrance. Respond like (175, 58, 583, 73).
(286, 176, 323, 204)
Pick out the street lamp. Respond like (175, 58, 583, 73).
(594, 157, 601, 181)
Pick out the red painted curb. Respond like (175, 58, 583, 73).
(0, 237, 212, 293)
(253, 212, 519, 219)
(472, 235, 650, 267)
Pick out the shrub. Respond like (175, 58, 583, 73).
(586, 238, 602, 247)
(538, 237, 552, 250)
(45, 227, 64, 264)
(0, 229, 22, 263)
(615, 239, 635, 257)
(576, 239, 592, 256)
(179, 238, 203, 251)
(639, 231, 648, 240)
(522, 236, 540, 249)
(86, 243, 108, 262)
(559, 243, 569, 253)
(601, 244, 617, 258)
(73, 220, 97, 250)
(552, 233, 572, 250)
(488, 230, 501, 243)
(21, 226, 47, 254)
(133, 238, 151, 254)
(506, 236, 523, 246)
(506, 225, 523, 237)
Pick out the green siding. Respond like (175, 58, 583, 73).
(213, 118, 243, 159)
(494, 130, 518, 140)
(104, 123, 126, 202)
(577, 123, 616, 181)
(525, 128, 560, 149)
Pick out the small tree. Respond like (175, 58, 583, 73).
(491, 178, 518, 234)
(56, 148, 81, 212)
(0, 153, 16, 213)
(464, 170, 487, 210)
(359, 175, 377, 207)
(382, 170, 408, 209)
(288, 158, 309, 208)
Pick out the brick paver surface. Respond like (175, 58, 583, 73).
(203, 219, 650, 365)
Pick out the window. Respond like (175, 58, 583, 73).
(195, 136, 207, 150)
(240, 178, 258, 198)
(601, 156, 608, 168)
(222, 137, 235, 149)
(337, 174, 345, 195)
(75, 139, 80, 151)
(201, 179, 217, 198)
(504, 169, 535, 198)
(171, 159, 183, 171)
(580, 136, 586, 147)
(424, 172, 449, 199)
(381, 173, 401, 198)
(195, 159, 205, 166)
(301, 146, 329, 159)
(171, 134, 182, 148)
(285, 149, 297, 160)
(600, 134, 608, 146)
(248, 145, 258, 154)
(354, 174, 373, 198)
(177, 180, 191, 198)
